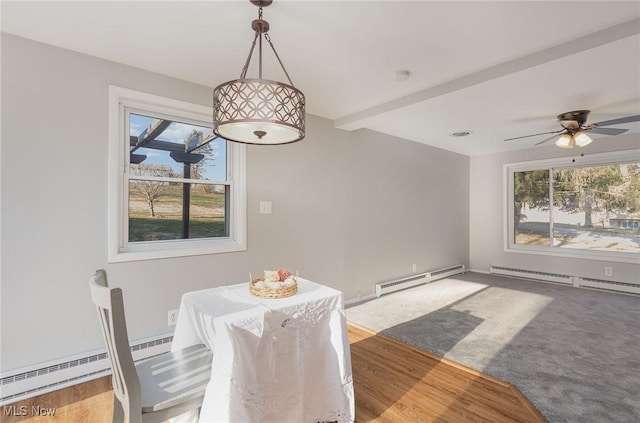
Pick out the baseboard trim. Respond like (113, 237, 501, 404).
(468, 267, 490, 274)
(344, 293, 377, 307)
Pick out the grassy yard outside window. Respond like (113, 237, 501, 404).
(505, 150, 640, 263)
(108, 86, 246, 262)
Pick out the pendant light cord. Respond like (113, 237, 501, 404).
(240, 31, 260, 79)
(265, 32, 295, 86)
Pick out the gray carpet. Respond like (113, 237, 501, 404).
(346, 272, 640, 423)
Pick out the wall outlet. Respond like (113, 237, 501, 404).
(412, 264, 417, 273)
(259, 201, 272, 214)
(604, 267, 613, 277)
(168, 309, 179, 326)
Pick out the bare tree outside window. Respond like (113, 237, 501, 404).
(184, 130, 218, 194)
(130, 164, 176, 217)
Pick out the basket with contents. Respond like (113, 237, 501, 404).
(249, 268, 298, 299)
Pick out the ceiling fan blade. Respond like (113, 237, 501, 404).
(588, 127, 628, 136)
(592, 115, 640, 127)
(535, 133, 563, 146)
(504, 129, 563, 142)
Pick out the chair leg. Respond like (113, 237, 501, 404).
(112, 396, 124, 423)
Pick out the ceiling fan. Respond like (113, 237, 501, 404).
(505, 110, 640, 148)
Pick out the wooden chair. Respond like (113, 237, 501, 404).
(89, 269, 213, 423)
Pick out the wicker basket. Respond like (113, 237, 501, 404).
(249, 273, 298, 299)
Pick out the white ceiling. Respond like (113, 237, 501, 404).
(2, 1, 639, 156)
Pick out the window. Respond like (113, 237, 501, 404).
(108, 86, 246, 262)
(506, 150, 640, 263)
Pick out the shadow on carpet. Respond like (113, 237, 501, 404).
(347, 272, 640, 423)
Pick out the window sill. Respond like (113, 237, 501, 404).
(505, 244, 639, 264)
(108, 238, 246, 263)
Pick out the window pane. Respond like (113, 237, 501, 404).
(189, 184, 229, 239)
(129, 113, 226, 181)
(514, 170, 550, 246)
(128, 181, 228, 242)
(129, 180, 182, 241)
(192, 137, 227, 182)
(127, 111, 230, 244)
(130, 148, 182, 177)
(552, 163, 640, 253)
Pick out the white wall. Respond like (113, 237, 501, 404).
(469, 138, 640, 283)
(343, 129, 469, 288)
(0, 34, 469, 372)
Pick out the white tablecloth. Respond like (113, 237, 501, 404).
(172, 278, 355, 423)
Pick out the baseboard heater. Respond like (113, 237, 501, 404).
(489, 266, 573, 285)
(490, 266, 639, 295)
(375, 264, 466, 297)
(0, 333, 173, 405)
(577, 277, 640, 295)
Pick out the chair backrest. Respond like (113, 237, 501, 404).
(89, 269, 142, 417)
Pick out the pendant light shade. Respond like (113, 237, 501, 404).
(213, 0, 305, 145)
(214, 78, 305, 145)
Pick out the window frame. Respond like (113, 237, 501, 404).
(108, 86, 246, 263)
(504, 149, 640, 264)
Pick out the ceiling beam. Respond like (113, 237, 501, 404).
(334, 18, 640, 131)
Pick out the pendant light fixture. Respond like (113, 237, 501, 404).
(213, 0, 305, 145)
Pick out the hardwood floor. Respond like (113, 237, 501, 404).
(2, 324, 547, 423)
(1, 376, 112, 423)
(348, 324, 547, 423)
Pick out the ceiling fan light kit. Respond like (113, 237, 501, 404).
(573, 130, 593, 147)
(212, 0, 305, 145)
(555, 133, 574, 148)
(555, 130, 593, 149)
(505, 110, 640, 149)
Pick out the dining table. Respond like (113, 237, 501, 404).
(171, 277, 355, 423)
